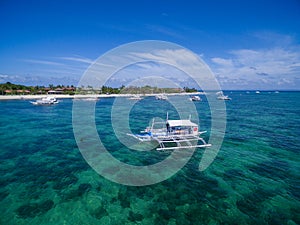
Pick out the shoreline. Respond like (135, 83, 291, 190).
(0, 92, 205, 100)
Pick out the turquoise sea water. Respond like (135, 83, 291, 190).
(0, 91, 299, 224)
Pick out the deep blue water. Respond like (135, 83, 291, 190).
(0, 91, 299, 224)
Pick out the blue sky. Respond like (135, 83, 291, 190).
(0, 0, 300, 90)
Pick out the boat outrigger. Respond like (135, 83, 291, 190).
(128, 113, 211, 151)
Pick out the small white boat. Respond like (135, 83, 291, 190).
(128, 95, 143, 100)
(30, 96, 59, 105)
(190, 96, 201, 101)
(155, 94, 168, 100)
(256, 91, 260, 94)
(217, 95, 231, 100)
(216, 91, 231, 100)
(128, 113, 211, 151)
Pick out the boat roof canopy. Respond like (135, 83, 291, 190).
(167, 120, 197, 127)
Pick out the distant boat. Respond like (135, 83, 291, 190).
(216, 91, 231, 100)
(30, 96, 59, 105)
(275, 91, 279, 93)
(217, 95, 231, 100)
(190, 96, 201, 101)
(155, 94, 168, 100)
(128, 94, 143, 100)
(256, 91, 260, 94)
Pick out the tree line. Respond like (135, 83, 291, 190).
(0, 82, 199, 95)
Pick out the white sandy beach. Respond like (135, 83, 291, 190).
(0, 92, 205, 100)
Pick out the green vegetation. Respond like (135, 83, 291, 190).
(0, 82, 28, 95)
(0, 82, 76, 95)
(0, 82, 198, 95)
(120, 85, 183, 94)
(99, 85, 123, 94)
(183, 87, 198, 93)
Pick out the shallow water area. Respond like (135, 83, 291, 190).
(0, 91, 299, 224)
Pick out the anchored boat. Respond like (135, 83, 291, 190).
(190, 95, 201, 101)
(128, 113, 211, 151)
(155, 94, 168, 100)
(216, 91, 231, 100)
(30, 96, 59, 105)
(128, 94, 143, 100)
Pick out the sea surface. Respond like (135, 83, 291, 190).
(0, 91, 299, 225)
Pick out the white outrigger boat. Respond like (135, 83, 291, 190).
(30, 96, 59, 105)
(128, 113, 211, 151)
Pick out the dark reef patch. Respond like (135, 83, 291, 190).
(90, 206, 108, 219)
(223, 169, 245, 181)
(288, 178, 300, 201)
(265, 209, 289, 225)
(236, 187, 278, 218)
(16, 200, 54, 219)
(248, 159, 290, 180)
(128, 211, 143, 222)
(61, 183, 92, 201)
(117, 188, 131, 208)
(52, 175, 78, 190)
(0, 190, 9, 201)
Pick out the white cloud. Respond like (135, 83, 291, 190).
(106, 61, 190, 88)
(12, 55, 95, 86)
(22, 59, 65, 66)
(211, 58, 233, 67)
(0, 74, 8, 79)
(146, 25, 184, 39)
(19, 55, 120, 87)
(96, 47, 222, 90)
(58, 56, 94, 64)
(251, 31, 295, 47)
(0, 73, 79, 86)
(77, 47, 215, 89)
(210, 47, 300, 90)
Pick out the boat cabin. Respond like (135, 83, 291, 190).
(166, 120, 198, 136)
